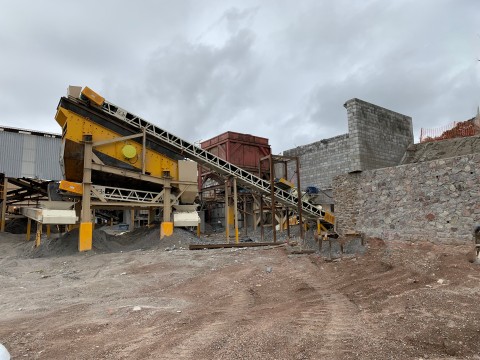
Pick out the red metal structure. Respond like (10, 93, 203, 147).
(198, 131, 271, 193)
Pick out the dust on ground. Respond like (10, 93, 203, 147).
(0, 226, 479, 359)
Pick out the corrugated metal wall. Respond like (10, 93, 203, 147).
(0, 131, 62, 180)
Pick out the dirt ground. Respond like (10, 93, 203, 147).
(1, 227, 480, 359)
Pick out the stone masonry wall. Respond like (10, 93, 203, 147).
(345, 98, 413, 171)
(283, 99, 413, 199)
(333, 153, 480, 245)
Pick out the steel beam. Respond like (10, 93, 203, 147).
(189, 242, 283, 250)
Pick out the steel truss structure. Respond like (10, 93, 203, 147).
(100, 101, 334, 226)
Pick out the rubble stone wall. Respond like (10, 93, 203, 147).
(333, 153, 480, 244)
(283, 99, 413, 198)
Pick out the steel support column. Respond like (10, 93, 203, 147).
(161, 180, 173, 238)
(148, 208, 155, 225)
(269, 154, 277, 243)
(233, 177, 239, 243)
(260, 195, 264, 241)
(26, 218, 32, 241)
(243, 195, 248, 236)
(79, 135, 93, 252)
(295, 157, 304, 240)
(0, 176, 7, 232)
(224, 179, 229, 243)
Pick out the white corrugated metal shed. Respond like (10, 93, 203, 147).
(0, 126, 62, 180)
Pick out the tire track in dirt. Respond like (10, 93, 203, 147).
(288, 261, 366, 359)
(316, 292, 360, 358)
(159, 270, 255, 359)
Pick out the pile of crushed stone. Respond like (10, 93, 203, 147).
(15, 221, 366, 259)
(23, 225, 203, 258)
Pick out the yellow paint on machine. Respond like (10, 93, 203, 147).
(79, 222, 93, 251)
(81, 86, 105, 106)
(228, 205, 234, 225)
(161, 222, 174, 239)
(324, 212, 335, 225)
(59, 180, 83, 195)
(277, 177, 294, 189)
(55, 107, 179, 180)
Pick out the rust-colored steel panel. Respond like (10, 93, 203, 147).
(199, 131, 271, 190)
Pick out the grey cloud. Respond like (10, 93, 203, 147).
(0, 0, 478, 154)
(137, 8, 262, 143)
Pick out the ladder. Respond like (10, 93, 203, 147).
(96, 99, 334, 226)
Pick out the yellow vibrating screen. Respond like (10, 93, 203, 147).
(55, 87, 181, 185)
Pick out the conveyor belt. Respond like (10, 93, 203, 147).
(70, 96, 334, 226)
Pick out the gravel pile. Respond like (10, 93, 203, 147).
(23, 225, 203, 258)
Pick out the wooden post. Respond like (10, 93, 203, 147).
(46, 225, 51, 239)
(35, 222, 42, 247)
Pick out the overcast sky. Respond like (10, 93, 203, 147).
(0, 0, 478, 153)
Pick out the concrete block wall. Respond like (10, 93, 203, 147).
(283, 99, 413, 198)
(333, 153, 480, 245)
(283, 134, 351, 190)
(345, 98, 413, 171)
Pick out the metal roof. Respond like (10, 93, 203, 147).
(0, 126, 62, 180)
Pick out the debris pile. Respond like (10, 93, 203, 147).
(421, 119, 476, 142)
